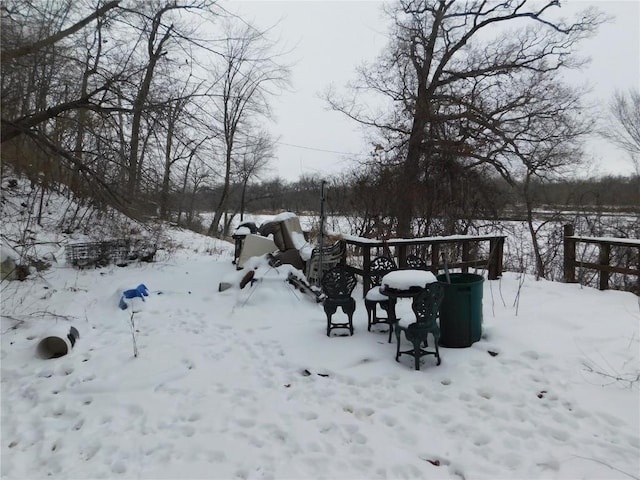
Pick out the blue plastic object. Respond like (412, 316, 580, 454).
(119, 284, 149, 310)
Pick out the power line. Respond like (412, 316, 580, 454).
(276, 141, 368, 157)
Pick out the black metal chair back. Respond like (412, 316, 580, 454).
(370, 256, 397, 287)
(321, 265, 357, 299)
(406, 254, 428, 270)
(321, 265, 357, 337)
(365, 256, 398, 342)
(411, 282, 445, 328)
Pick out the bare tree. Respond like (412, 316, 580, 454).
(327, 0, 605, 238)
(176, 152, 212, 228)
(0, 0, 133, 211)
(126, 3, 182, 197)
(601, 88, 640, 174)
(206, 19, 290, 237)
(235, 130, 274, 221)
(519, 130, 588, 279)
(0, 0, 119, 62)
(0, 0, 122, 143)
(1, 0, 223, 217)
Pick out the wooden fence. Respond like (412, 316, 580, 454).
(343, 234, 506, 295)
(563, 224, 640, 292)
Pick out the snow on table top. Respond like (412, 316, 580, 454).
(381, 269, 437, 290)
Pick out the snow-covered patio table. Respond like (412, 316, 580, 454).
(380, 269, 438, 298)
(378, 269, 439, 332)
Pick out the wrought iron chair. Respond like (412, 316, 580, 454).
(406, 254, 428, 270)
(321, 265, 357, 337)
(394, 282, 445, 370)
(364, 256, 398, 342)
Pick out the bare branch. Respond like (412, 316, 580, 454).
(1, 1, 120, 61)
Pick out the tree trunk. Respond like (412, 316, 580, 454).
(524, 175, 546, 279)
(127, 14, 173, 197)
(397, 88, 428, 238)
(240, 178, 248, 221)
(177, 154, 193, 225)
(395, 3, 447, 238)
(159, 111, 174, 220)
(207, 146, 232, 237)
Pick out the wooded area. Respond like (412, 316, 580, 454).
(1, 0, 289, 236)
(1, 0, 638, 284)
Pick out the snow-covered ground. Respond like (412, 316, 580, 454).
(1, 223, 639, 479)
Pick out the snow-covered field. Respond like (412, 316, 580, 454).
(2, 223, 639, 479)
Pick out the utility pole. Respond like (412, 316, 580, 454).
(319, 179, 327, 276)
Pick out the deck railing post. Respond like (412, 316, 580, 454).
(362, 245, 372, 294)
(488, 237, 504, 280)
(563, 224, 576, 283)
(462, 241, 470, 273)
(637, 247, 640, 296)
(430, 243, 440, 275)
(398, 244, 407, 268)
(598, 243, 611, 291)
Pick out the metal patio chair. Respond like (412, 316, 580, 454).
(321, 265, 357, 337)
(395, 282, 445, 370)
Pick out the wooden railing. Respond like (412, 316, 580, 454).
(343, 234, 506, 295)
(563, 224, 640, 291)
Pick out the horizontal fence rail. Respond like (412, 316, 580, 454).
(343, 234, 506, 296)
(563, 224, 640, 292)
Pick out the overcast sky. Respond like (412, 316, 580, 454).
(226, 1, 640, 182)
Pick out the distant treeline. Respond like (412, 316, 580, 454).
(521, 176, 639, 212)
(180, 173, 639, 224)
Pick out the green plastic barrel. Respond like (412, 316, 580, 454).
(436, 273, 484, 348)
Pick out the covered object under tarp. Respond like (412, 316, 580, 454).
(234, 213, 312, 270)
